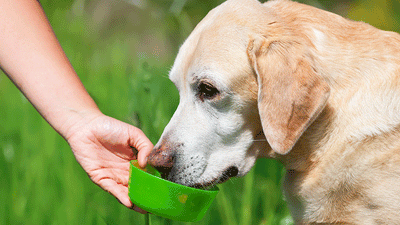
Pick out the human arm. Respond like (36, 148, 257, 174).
(0, 0, 152, 210)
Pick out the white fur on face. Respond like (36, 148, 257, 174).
(156, 71, 259, 187)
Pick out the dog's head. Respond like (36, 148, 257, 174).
(148, 0, 330, 187)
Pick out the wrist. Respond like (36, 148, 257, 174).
(52, 107, 104, 141)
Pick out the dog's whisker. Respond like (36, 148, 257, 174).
(156, 73, 170, 79)
(252, 139, 268, 142)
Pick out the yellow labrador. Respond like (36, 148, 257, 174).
(148, 0, 400, 224)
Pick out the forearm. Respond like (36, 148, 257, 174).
(0, 0, 100, 138)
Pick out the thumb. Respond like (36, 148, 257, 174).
(128, 126, 153, 168)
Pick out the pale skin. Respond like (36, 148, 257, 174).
(0, 0, 152, 212)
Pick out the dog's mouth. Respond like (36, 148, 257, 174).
(156, 164, 239, 189)
(155, 166, 172, 180)
(190, 166, 239, 189)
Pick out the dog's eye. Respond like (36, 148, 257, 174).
(197, 81, 220, 101)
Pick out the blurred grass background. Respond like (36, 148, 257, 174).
(1, 0, 399, 224)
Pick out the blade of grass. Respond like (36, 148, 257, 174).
(145, 213, 150, 225)
(216, 185, 237, 225)
(240, 168, 255, 225)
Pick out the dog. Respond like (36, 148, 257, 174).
(147, 0, 400, 223)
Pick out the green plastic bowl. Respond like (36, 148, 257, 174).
(128, 160, 219, 222)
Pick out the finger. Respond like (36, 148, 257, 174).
(99, 178, 148, 213)
(137, 146, 152, 169)
(91, 168, 130, 186)
(99, 178, 133, 208)
(113, 169, 130, 186)
(128, 126, 153, 168)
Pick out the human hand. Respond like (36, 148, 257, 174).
(64, 112, 153, 213)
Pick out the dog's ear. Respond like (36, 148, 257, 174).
(247, 36, 330, 155)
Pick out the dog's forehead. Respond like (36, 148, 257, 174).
(169, 0, 266, 90)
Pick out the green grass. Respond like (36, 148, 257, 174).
(1, 0, 399, 224)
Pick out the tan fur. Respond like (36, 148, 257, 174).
(150, 0, 400, 224)
(247, 33, 331, 154)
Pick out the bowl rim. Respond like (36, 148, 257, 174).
(130, 160, 219, 194)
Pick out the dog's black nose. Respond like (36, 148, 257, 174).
(148, 142, 176, 179)
(224, 166, 239, 178)
(148, 152, 174, 179)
